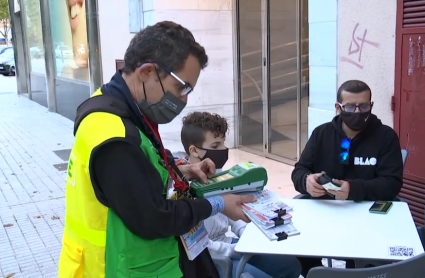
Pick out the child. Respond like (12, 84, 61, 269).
(178, 111, 301, 278)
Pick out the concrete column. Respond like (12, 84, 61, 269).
(18, 0, 33, 99)
(85, 0, 103, 94)
(7, 0, 27, 95)
(39, 0, 57, 112)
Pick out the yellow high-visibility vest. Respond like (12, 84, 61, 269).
(58, 89, 181, 278)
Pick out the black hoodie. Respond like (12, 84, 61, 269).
(292, 114, 403, 201)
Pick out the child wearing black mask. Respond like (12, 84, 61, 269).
(176, 111, 301, 278)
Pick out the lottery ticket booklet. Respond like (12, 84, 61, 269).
(239, 189, 300, 241)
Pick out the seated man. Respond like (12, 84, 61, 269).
(292, 80, 403, 276)
(178, 111, 301, 278)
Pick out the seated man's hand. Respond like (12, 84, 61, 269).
(306, 173, 326, 197)
(328, 179, 350, 200)
(222, 194, 256, 223)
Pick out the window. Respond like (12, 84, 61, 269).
(49, 0, 89, 81)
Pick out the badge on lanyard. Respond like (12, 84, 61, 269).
(166, 176, 208, 260)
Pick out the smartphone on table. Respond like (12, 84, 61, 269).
(369, 201, 393, 214)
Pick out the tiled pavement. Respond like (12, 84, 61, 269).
(0, 87, 296, 277)
(0, 92, 74, 278)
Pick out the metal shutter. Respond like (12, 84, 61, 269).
(394, 0, 425, 226)
(400, 180, 425, 226)
(403, 0, 425, 27)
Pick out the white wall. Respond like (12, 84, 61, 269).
(307, 0, 338, 137)
(337, 0, 397, 127)
(97, 0, 135, 83)
(152, 0, 236, 149)
(97, 0, 236, 151)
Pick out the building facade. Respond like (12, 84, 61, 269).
(9, 0, 425, 223)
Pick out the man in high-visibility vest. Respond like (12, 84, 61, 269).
(58, 21, 255, 278)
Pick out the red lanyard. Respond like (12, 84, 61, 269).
(143, 117, 189, 192)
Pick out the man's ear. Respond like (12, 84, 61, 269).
(335, 103, 342, 114)
(137, 63, 156, 83)
(188, 145, 199, 158)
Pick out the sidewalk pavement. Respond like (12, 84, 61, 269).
(0, 76, 17, 95)
(0, 93, 74, 278)
(0, 90, 296, 278)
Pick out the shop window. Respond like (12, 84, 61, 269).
(48, 0, 89, 81)
(23, 0, 46, 75)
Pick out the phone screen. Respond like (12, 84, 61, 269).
(369, 201, 393, 214)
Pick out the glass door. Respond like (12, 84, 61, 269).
(300, 0, 309, 154)
(237, 0, 309, 162)
(266, 0, 309, 162)
(237, 0, 265, 154)
(266, 0, 298, 160)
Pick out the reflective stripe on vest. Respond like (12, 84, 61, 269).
(65, 215, 106, 247)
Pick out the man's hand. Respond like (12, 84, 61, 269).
(177, 158, 216, 183)
(306, 173, 326, 197)
(328, 179, 350, 200)
(222, 194, 256, 223)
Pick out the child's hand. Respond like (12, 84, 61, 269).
(229, 244, 241, 259)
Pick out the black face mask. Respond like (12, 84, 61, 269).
(198, 147, 229, 169)
(340, 111, 371, 131)
(138, 91, 186, 124)
(138, 66, 187, 124)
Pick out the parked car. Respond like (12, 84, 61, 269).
(0, 48, 15, 76)
(5, 60, 15, 75)
(30, 46, 44, 58)
(55, 45, 73, 59)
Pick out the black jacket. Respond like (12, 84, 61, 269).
(292, 114, 403, 201)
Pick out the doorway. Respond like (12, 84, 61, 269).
(394, 0, 425, 226)
(236, 0, 309, 163)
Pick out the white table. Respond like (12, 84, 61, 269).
(234, 199, 424, 277)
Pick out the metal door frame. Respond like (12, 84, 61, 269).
(263, 0, 303, 165)
(261, 0, 269, 159)
(235, 0, 265, 158)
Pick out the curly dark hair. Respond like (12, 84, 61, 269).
(122, 21, 208, 75)
(181, 112, 229, 154)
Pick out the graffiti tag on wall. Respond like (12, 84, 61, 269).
(340, 23, 380, 69)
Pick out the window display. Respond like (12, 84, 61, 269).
(23, 0, 45, 74)
(49, 0, 88, 81)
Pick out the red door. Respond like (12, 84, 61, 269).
(394, 0, 425, 226)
